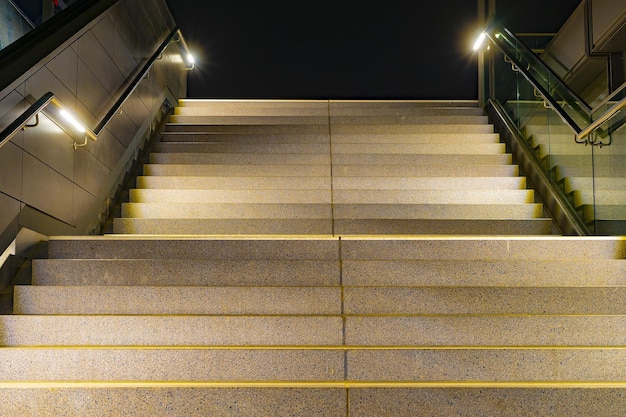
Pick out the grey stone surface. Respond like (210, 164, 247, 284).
(15, 286, 342, 315)
(150, 152, 330, 165)
(0, 388, 347, 417)
(136, 175, 332, 190)
(340, 237, 626, 260)
(47, 237, 340, 260)
(130, 189, 332, 204)
(121, 203, 333, 219)
(0, 349, 344, 381)
(153, 142, 330, 154)
(143, 164, 331, 177)
(331, 132, 500, 144)
(349, 388, 626, 417)
(113, 218, 334, 235)
(343, 287, 626, 314)
(344, 316, 626, 346)
(0, 316, 343, 346)
(33, 259, 340, 286)
(160, 132, 330, 143)
(332, 142, 504, 155)
(347, 348, 626, 381)
(334, 219, 552, 235)
(342, 259, 626, 286)
(333, 204, 543, 219)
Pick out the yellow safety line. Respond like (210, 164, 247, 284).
(3, 345, 626, 351)
(0, 381, 625, 389)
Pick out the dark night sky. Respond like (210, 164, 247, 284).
(165, 0, 582, 99)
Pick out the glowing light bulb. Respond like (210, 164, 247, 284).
(473, 32, 487, 51)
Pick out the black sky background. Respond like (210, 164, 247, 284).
(165, 0, 582, 99)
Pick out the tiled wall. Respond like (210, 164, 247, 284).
(0, 0, 187, 248)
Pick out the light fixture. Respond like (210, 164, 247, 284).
(473, 32, 487, 51)
(186, 53, 195, 65)
(59, 109, 86, 133)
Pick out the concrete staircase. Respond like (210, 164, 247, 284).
(1, 100, 625, 416)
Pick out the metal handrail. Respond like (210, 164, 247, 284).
(0, 92, 55, 149)
(486, 31, 583, 136)
(93, 26, 185, 137)
(577, 96, 626, 142)
(0, 26, 188, 150)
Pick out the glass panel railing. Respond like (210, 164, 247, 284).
(587, 88, 626, 235)
(488, 30, 593, 234)
(486, 24, 626, 236)
(486, 24, 592, 133)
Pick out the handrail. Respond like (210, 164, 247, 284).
(0, 92, 55, 149)
(93, 27, 184, 137)
(577, 96, 626, 143)
(485, 23, 592, 135)
(486, 30, 584, 135)
(0, 26, 189, 150)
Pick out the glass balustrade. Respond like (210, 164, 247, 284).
(486, 25, 626, 235)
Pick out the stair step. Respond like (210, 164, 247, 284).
(143, 164, 330, 177)
(0, 349, 344, 381)
(334, 218, 552, 235)
(329, 106, 485, 117)
(331, 124, 494, 134)
(14, 286, 341, 315)
(330, 115, 490, 124)
(113, 218, 334, 235)
(347, 348, 626, 382)
(345, 316, 626, 346)
(333, 204, 544, 219)
(333, 177, 526, 189)
(160, 132, 330, 143)
(342, 259, 626, 286)
(331, 132, 500, 143)
(333, 164, 520, 177)
(150, 152, 330, 165)
(343, 287, 626, 314)
(3, 388, 622, 416)
(168, 115, 329, 125)
(46, 237, 341, 260)
(33, 259, 340, 286)
(331, 143, 505, 154)
(136, 176, 331, 190)
(16, 285, 626, 315)
(165, 124, 328, 134)
(340, 236, 626, 260)
(0, 388, 346, 416)
(129, 189, 332, 204)
(120, 203, 332, 219)
(0, 316, 343, 345)
(0, 348, 622, 382)
(349, 388, 626, 417)
(333, 189, 536, 204)
(4, 313, 625, 347)
(331, 153, 512, 165)
(153, 142, 330, 154)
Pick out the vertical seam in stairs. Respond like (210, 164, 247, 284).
(328, 99, 336, 236)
